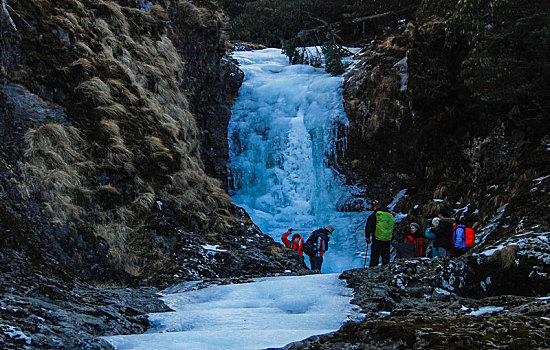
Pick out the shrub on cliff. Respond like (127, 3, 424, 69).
(450, 0, 550, 111)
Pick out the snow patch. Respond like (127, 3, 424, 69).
(201, 245, 227, 253)
(533, 175, 550, 183)
(140, 2, 153, 11)
(435, 288, 451, 296)
(388, 189, 408, 211)
(393, 56, 408, 92)
(478, 203, 508, 246)
(467, 306, 504, 316)
(0, 324, 31, 345)
(476, 231, 550, 265)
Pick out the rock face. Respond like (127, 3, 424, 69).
(339, 0, 550, 299)
(0, 0, 306, 347)
(341, 14, 550, 229)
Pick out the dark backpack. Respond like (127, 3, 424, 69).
(303, 232, 319, 257)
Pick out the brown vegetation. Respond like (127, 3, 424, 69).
(6, 0, 238, 277)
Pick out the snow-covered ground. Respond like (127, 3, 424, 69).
(228, 48, 369, 272)
(104, 274, 361, 349)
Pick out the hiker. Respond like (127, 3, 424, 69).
(424, 218, 439, 258)
(392, 221, 424, 259)
(281, 229, 304, 255)
(391, 235, 416, 260)
(451, 220, 469, 257)
(425, 218, 439, 258)
(365, 201, 394, 267)
(409, 222, 425, 257)
(430, 208, 454, 257)
(304, 225, 334, 271)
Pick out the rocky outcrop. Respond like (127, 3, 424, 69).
(0, 251, 169, 349)
(283, 259, 550, 349)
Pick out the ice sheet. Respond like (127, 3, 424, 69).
(105, 274, 361, 349)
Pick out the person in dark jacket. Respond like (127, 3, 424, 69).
(365, 201, 394, 267)
(393, 222, 425, 259)
(281, 229, 304, 255)
(428, 208, 454, 257)
(392, 235, 416, 259)
(305, 225, 334, 271)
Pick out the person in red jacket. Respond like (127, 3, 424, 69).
(281, 229, 304, 255)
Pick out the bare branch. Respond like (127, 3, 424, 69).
(307, 13, 329, 26)
(351, 6, 418, 24)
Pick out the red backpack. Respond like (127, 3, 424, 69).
(465, 227, 475, 248)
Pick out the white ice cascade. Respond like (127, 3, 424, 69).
(228, 48, 367, 272)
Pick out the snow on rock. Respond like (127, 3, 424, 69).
(477, 203, 508, 246)
(393, 56, 408, 92)
(533, 175, 550, 183)
(104, 274, 361, 350)
(476, 231, 550, 265)
(467, 306, 505, 316)
(388, 189, 408, 223)
(388, 189, 407, 211)
(0, 324, 32, 345)
(201, 244, 227, 253)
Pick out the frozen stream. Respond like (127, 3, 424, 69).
(228, 48, 368, 273)
(104, 274, 360, 349)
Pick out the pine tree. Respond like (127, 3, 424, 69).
(322, 33, 344, 75)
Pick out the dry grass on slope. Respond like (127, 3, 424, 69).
(15, 0, 234, 277)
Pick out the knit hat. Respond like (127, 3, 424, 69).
(410, 222, 420, 230)
(432, 218, 440, 227)
(324, 224, 335, 234)
(292, 233, 301, 240)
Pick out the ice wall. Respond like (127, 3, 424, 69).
(228, 49, 367, 272)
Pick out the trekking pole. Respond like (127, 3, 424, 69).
(363, 242, 369, 268)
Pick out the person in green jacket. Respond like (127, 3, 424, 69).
(365, 201, 394, 267)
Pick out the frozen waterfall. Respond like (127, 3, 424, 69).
(228, 48, 368, 272)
